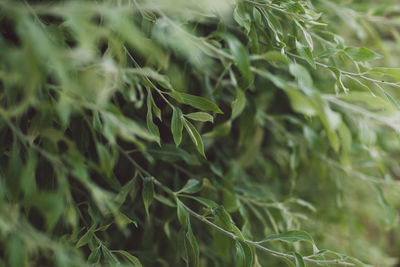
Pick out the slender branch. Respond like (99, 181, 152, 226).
(286, 51, 400, 89)
(117, 146, 355, 266)
(182, 203, 355, 266)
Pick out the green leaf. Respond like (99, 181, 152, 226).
(114, 177, 137, 208)
(373, 184, 396, 227)
(286, 89, 317, 117)
(219, 32, 254, 86)
(293, 252, 305, 267)
(253, 7, 262, 26)
(344, 47, 381, 62)
(289, 63, 314, 94)
(177, 179, 203, 194)
(76, 224, 96, 248)
(172, 93, 223, 114)
(146, 91, 161, 146)
(231, 224, 246, 241)
(113, 250, 142, 267)
(235, 241, 254, 267)
(236, 241, 246, 267)
(234, 4, 251, 34)
(186, 221, 200, 267)
(257, 51, 290, 64)
(259, 230, 317, 252)
(115, 212, 138, 228)
(183, 119, 206, 158)
(171, 107, 184, 146)
(6, 235, 27, 267)
(185, 112, 214, 123)
(183, 196, 219, 208)
(142, 177, 154, 216)
(102, 247, 120, 264)
(214, 206, 233, 231)
(155, 195, 177, 207)
(88, 246, 101, 264)
(296, 41, 315, 69)
(127, 67, 173, 90)
(231, 87, 246, 120)
(176, 199, 189, 227)
(203, 120, 232, 138)
(369, 67, 400, 78)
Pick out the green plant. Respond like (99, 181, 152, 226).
(1, 0, 400, 266)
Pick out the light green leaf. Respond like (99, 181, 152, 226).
(369, 67, 400, 78)
(296, 41, 315, 69)
(289, 63, 314, 93)
(257, 51, 290, 64)
(259, 230, 317, 253)
(177, 179, 203, 194)
(344, 47, 381, 62)
(171, 107, 184, 146)
(185, 112, 214, 123)
(286, 89, 317, 117)
(183, 119, 206, 158)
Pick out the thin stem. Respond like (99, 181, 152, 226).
(182, 202, 355, 266)
(117, 146, 355, 266)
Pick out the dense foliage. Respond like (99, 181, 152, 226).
(1, 0, 400, 266)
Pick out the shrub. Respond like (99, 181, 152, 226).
(1, 0, 400, 266)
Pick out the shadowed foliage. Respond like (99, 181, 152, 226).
(1, 0, 400, 266)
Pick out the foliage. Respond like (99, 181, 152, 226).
(1, 0, 400, 266)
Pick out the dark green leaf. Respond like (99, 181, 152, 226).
(172, 93, 222, 114)
(176, 199, 189, 227)
(146, 91, 161, 146)
(186, 221, 200, 267)
(142, 177, 154, 216)
(113, 250, 142, 267)
(76, 224, 96, 248)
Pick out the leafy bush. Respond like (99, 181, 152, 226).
(1, 0, 400, 266)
